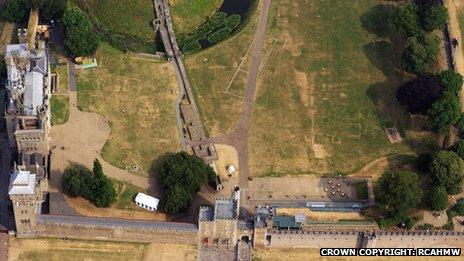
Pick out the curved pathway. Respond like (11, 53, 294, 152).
(50, 88, 151, 192)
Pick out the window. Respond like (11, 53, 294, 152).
(21, 210, 27, 214)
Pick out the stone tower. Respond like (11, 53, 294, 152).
(5, 9, 50, 237)
(198, 187, 240, 249)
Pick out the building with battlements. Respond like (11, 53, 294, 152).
(4, 9, 50, 237)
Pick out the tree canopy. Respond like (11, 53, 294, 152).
(439, 70, 463, 95)
(396, 75, 442, 114)
(428, 93, 462, 134)
(62, 159, 116, 207)
(451, 139, 464, 160)
(61, 6, 99, 57)
(0, 0, 28, 23)
(401, 33, 439, 75)
(375, 171, 423, 218)
(426, 186, 449, 211)
(158, 152, 216, 215)
(429, 151, 464, 195)
(390, 4, 422, 37)
(419, 4, 448, 32)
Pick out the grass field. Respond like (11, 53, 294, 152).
(73, 0, 156, 52)
(246, 0, 425, 176)
(355, 181, 369, 201)
(50, 64, 69, 125)
(76, 43, 180, 177)
(169, 0, 223, 35)
(65, 178, 169, 220)
(50, 95, 69, 125)
(9, 238, 148, 261)
(184, 1, 258, 135)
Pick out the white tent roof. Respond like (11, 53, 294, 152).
(135, 193, 159, 209)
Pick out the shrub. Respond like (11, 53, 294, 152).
(416, 223, 434, 230)
(207, 27, 232, 43)
(225, 14, 241, 29)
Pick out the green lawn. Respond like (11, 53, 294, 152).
(355, 181, 369, 201)
(73, 0, 156, 52)
(247, 0, 423, 176)
(76, 43, 180, 177)
(169, 0, 223, 35)
(50, 95, 69, 125)
(112, 179, 142, 210)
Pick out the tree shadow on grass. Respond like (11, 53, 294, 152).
(360, 4, 396, 38)
(363, 40, 396, 77)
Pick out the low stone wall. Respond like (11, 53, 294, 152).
(267, 230, 464, 248)
(36, 215, 197, 244)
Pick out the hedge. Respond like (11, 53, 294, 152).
(225, 14, 241, 29)
(207, 27, 232, 43)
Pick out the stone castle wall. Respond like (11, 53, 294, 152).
(36, 215, 198, 244)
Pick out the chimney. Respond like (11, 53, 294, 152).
(18, 29, 28, 44)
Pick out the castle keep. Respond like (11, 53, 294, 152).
(4, 9, 50, 237)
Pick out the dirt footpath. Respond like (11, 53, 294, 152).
(51, 92, 151, 191)
(446, 0, 464, 110)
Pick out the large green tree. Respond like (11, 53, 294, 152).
(429, 151, 464, 195)
(426, 186, 449, 211)
(164, 185, 192, 215)
(0, 0, 28, 23)
(375, 171, 423, 218)
(62, 164, 92, 197)
(61, 6, 99, 57)
(428, 93, 461, 134)
(89, 159, 116, 207)
(61, 159, 116, 207)
(390, 4, 422, 37)
(401, 33, 439, 75)
(439, 70, 463, 95)
(420, 4, 448, 32)
(158, 152, 216, 215)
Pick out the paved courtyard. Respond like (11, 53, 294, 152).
(248, 177, 363, 203)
